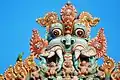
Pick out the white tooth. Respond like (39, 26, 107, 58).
(48, 51, 55, 58)
(51, 47, 56, 51)
(75, 50, 81, 59)
(51, 46, 61, 52)
(75, 45, 84, 51)
(87, 48, 96, 56)
(77, 46, 84, 50)
(82, 47, 96, 57)
(56, 49, 63, 58)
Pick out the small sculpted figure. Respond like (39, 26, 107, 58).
(63, 58, 74, 79)
(30, 66, 41, 80)
(111, 62, 120, 80)
(14, 61, 27, 79)
(46, 62, 57, 78)
(78, 61, 89, 76)
(23, 55, 36, 72)
(4, 66, 16, 80)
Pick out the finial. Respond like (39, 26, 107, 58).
(67, 0, 71, 5)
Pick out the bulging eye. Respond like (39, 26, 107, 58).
(75, 28, 85, 38)
(52, 29, 62, 37)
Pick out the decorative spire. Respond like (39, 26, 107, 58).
(61, 2, 77, 34)
(88, 28, 107, 58)
(30, 29, 48, 57)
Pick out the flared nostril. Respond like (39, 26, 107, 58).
(61, 38, 75, 45)
(61, 34, 75, 46)
(63, 40, 66, 44)
(61, 38, 66, 44)
(71, 39, 75, 44)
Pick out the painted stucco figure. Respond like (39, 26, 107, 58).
(0, 2, 120, 80)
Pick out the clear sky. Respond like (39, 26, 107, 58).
(0, 0, 120, 74)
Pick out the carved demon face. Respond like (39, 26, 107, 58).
(46, 22, 97, 71)
(33, 2, 106, 74)
(2, 2, 119, 80)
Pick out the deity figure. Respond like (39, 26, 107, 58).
(46, 62, 57, 79)
(14, 53, 27, 79)
(62, 56, 74, 79)
(23, 55, 36, 72)
(78, 61, 90, 76)
(111, 62, 120, 80)
(4, 66, 16, 80)
(14, 61, 27, 79)
(30, 66, 41, 80)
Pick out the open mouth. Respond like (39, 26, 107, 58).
(79, 54, 89, 62)
(47, 53, 59, 64)
(65, 45, 71, 50)
(46, 46, 64, 72)
(74, 48, 96, 64)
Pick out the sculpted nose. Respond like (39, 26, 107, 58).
(61, 34, 75, 46)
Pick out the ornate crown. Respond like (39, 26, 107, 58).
(36, 2, 100, 36)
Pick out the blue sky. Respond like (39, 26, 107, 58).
(0, 0, 120, 74)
